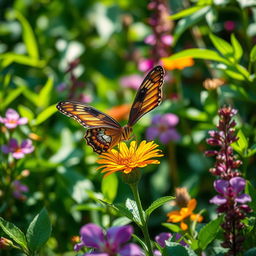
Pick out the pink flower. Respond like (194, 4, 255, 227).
(74, 223, 143, 256)
(12, 180, 28, 200)
(224, 21, 235, 31)
(1, 139, 34, 159)
(0, 109, 28, 129)
(79, 94, 92, 103)
(138, 59, 154, 72)
(144, 34, 173, 46)
(120, 74, 143, 90)
(146, 114, 180, 144)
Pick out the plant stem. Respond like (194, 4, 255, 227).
(129, 183, 153, 256)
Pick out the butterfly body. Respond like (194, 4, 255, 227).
(57, 66, 164, 154)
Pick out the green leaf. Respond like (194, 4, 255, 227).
(180, 108, 209, 121)
(112, 217, 132, 226)
(247, 144, 256, 157)
(231, 129, 248, 156)
(164, 242, 197, 256)
(0, 53, 45, 68)
(114, 203, 135, 222)
(33, 105, 57, 126)
(145, 196, 174, 218)
(209, 34, 234, 61)
(26, 208, 52, 252)
(174, 6, 211, 43)
(162, 223, 182, 233)
(13, 10, 39, 59)
(231, 34, 243, 61)
(198, 215, 224, 250)
(170, 6, 206, 20)
(18, 105, 35, 121)
(0, 217, 28, 253)
(165, 49, 229, 65)
(250, 45, 256, 62)
(244, 248, 256, 256)
(125, 198, 142, 225)
(245, 181, 256, 212)
(38, 77, 54, 108)
(2, 87, 25, 110)
(21, 87, 39, 106)
(101, 173, 118, 203)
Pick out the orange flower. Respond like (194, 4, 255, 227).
(106, 104, 131, 122)
(167, 198, 203, 230)
(161, 57, 194, 70)
(97, 140, 163, 177)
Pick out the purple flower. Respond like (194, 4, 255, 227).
(224, 21, 235, 31)
(12, 180, 29, 200)
(138, 59, 154, 72)
(0, 109, 28, 129)
(144, 34, 173, 47)
(74, 223, 143, 256)
(210, 177, 251, 205)
(146, 114, 180, 144)
(120, 74, 143, 90)
(1, 139, 34, 159)
(155, 232, 172, 247)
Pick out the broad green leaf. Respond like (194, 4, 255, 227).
(145, 196, 174, 218)
(0, 217, 28, 253)
(250, 45, 256, 62)
(235, 64, 251, 81)
(245, 181, 256, 212)
(114, 203, 134, 221)
(18, 105, 35, 121)
(174, 6, 211, 43)
(38, 77, 54, 108)
(162, 223, 182, 233)
(101, 173, 118, 203)
(0, 53, 45, 68)
(198, 215, 224, 250)
(21, 88, 40, 106)
(247, 144, 256, 157)
(26, 208, 52, 252)
(209, 34, 234, 61)
(112, 217, 132, 226)
(2, 87, 25, 110)
(244, 248, 256, 256)
(13, 11, 39, 59)
(165, 49, 229, 65)
(180, 108, 208, 121)
(33, 105, 57, 126)
(170, 6, 206, 20)
(231, 129, 248, 156)
(125, 198, 142, 225)
(164, 242, 197, 256)
(231, 34, 243, 61)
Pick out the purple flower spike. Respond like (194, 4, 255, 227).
(146, 113, 180, 144)
(75, 224, 143, 256)
(0, 109, 28, 129)
(1, 138, 34, 159)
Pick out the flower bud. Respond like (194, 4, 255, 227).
(0, 237, 13, 249)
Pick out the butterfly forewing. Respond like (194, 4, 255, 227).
(56, 101, 121, 129)
(128, 66, 164, 126)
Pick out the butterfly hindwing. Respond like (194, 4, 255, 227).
(56, 101, 121, 129)
(128, 66, 164, 126)
(85, 127, 123, 154)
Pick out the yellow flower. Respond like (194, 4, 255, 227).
(161, 57, 194, 70)
(97, 140, 163, 177)
(167, 198, 203, 230)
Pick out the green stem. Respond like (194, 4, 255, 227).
(129, 183, 153, 256)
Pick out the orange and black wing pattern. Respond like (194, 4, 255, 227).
(56, 101, 121, 129)
(128, 66, 164, 127)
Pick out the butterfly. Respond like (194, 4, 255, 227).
(56, 65, 165, 154)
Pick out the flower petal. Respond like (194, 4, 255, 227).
(6, 109, 19, 120)
(80, 224, 105, 249)
(235, 194, 252, 204)
(155, 232, 172, 247)
(161, 114, 179, 127)
(214, 179, 229, 195)
(209, 195, 227, 205)
(230, 177, 246, 194)
(146, 127, 160, 141)
(107, 225, 133, 248)
(17, 117, 28, 125)
(118, 243, 143, 256)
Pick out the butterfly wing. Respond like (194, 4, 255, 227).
(56, 101, 121, 129)
(56, 101, 123, 154)
(128, 66, 164, 127)
(85, 127, 123, 154)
